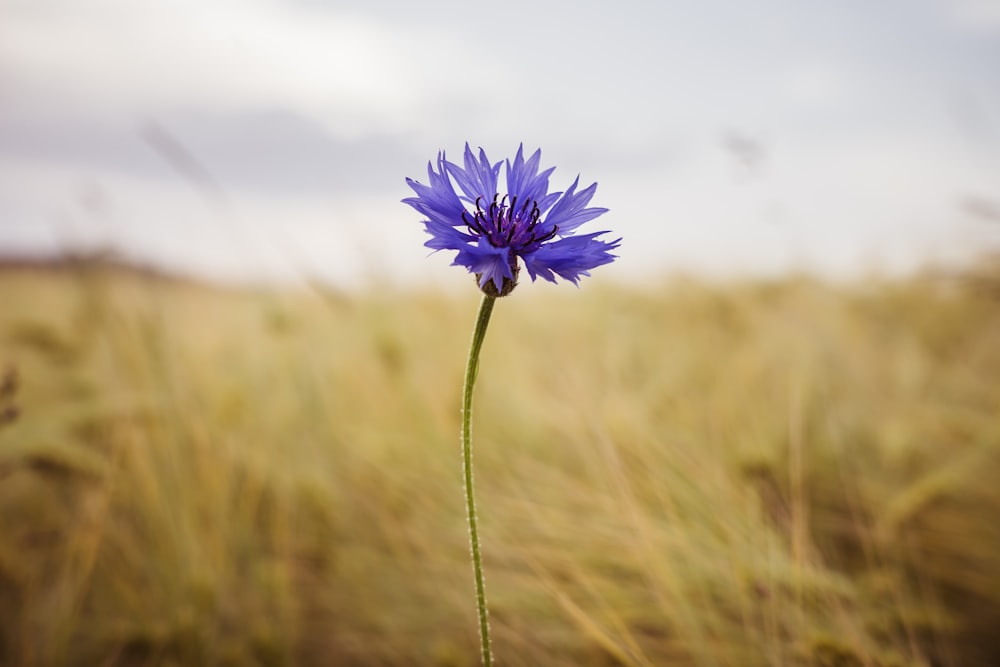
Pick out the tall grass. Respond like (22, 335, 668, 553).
(0, 259, 998, 666)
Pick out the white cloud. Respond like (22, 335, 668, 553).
(2, 0, 999, 283)
(0, 0, 502, 139)
(779, 62, 855, 109)
(945, 0, 1000, 31)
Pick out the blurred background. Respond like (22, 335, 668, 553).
(2, 0, 999, 285)
(3, 2, 1000, 667)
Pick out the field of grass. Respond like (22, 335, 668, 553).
(0, 259, 998, 666)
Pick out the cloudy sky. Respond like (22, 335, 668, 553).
(1, 0, 999, 287)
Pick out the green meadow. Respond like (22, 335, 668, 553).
(1, 259, 998, 666)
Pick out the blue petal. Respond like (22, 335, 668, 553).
(402, 154, 465, 227)
(403, 195, 456, 230)
(534, 189, 563, 215)
(544, 177, 608, 236)
(423, 219, 475, 251)
(453, 238, 514, 292)
(521, 232, 621, 285)
(446, 144, 501, 203)
(506, 145, 555, 204)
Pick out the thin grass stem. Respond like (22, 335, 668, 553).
(462, 294, 497, 666)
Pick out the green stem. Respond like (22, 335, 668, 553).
(462, 294, 497, 666)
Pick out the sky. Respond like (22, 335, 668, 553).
(1, 0, 999, 288)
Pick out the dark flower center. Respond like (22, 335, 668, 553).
(461, 194, 558, 249)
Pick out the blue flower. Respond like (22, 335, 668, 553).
(404, 144, 620, 297)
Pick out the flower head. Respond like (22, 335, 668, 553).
(404, 144, 620, 296)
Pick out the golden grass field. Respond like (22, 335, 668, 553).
(0, 258, 998, 666)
